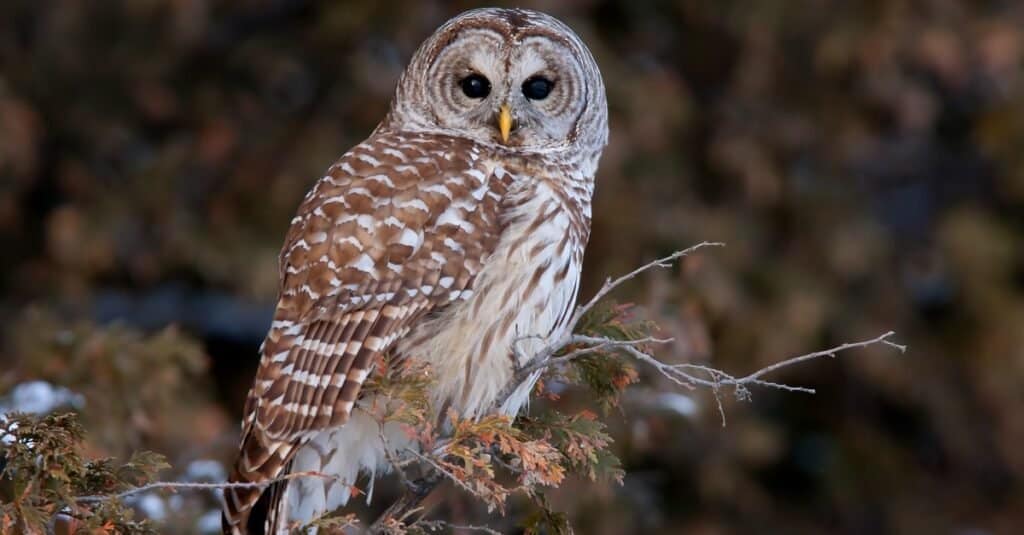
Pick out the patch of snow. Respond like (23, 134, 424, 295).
(134, 493, 167, 521)
(655, 392, 698, 417)
(0, 381, 85, 415)
(167, 494, 184, 511)
(196, 509, 223, 534)
(185, 459, 227, 482)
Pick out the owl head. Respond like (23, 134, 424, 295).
(385, 8, 608, 157)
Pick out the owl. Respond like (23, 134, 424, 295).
(222, 8, 608, 534)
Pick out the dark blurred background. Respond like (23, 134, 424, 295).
(2, 1, 1024, 533)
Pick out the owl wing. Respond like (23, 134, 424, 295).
(223, 133, 509, 533)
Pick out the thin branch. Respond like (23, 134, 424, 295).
(504, 258, 903, 427)
(497, 246, 903, 426)
(73, 470, 340, 503)
(734, 330, 906, 383)
(482, 243, 902, 502)
(377, 422, 416, 496)
(569, 242, 726, 335)
(617, 331, 904, 425)
(510, 330, 902, 427)
(368, 491, 429, 533)
(403, 449, 478, 498)
(414, 519, 503, 535)
(513, 335, 673, 380)
(638, 330, 902, 392)
(498, 243, 724, 407)
(367, 467, 442, 533)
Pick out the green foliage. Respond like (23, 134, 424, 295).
(436, 413, 565, 513)
(0, 412, 167, 534)
(518, 411, 623, 484)
(562, 302, 646, 412)
(362, 356, 434, 427)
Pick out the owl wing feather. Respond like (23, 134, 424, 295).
(223, 132, 509, 534)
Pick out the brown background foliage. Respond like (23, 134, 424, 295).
(2, 1, 1023, 533)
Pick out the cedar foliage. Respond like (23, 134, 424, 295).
(0, 412, 167, 534)
(358, 300, 648, 532)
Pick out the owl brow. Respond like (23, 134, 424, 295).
(515, 30, 577, 51)
(424, 26, 507, 67)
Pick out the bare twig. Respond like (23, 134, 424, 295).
(496, 244, 904, 427)
(569, 242, 725, 336)
(377, 422, 416, 495)
(498, 242, 724, 406)
(73, 470, 340, 503)
(403, 448, 478, 498)
(512, 335, 673, 380)
(731, 331, 907, 382)
(414, 519, 503, 535)
(367, 470, 442, 533)
(617, 331, 904, 425)
(619, 331, 902, 392)
(369, 494, 428, 533)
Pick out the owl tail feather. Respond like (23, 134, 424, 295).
(222, 427, 297, 535)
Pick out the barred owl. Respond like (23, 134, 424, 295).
(223, 8, 608, 533)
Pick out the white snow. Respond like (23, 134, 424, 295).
(196, 509, 223, 534)
(184, 459, 227, 482)
(655, 392, 698, 417)
(134, 493, 167, 521)
(0, 380, 85, 415)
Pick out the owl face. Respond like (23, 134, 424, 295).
(388, 9, 608, 154)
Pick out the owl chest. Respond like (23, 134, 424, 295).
(405, 182, 585, 416)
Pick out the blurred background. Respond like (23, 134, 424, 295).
(2, 1, 1024, 533)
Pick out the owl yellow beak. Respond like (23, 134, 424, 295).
(497, 103, 513, 143)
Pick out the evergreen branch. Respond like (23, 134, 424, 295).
(403, 448, 479, 498)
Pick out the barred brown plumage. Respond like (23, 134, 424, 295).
(223, 8, 607, 534)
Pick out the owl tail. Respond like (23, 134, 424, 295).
(222, 426, 297, 535)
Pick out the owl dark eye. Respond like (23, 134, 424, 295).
(460, 74, 491, 99)
(522, 76, 554, 100)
